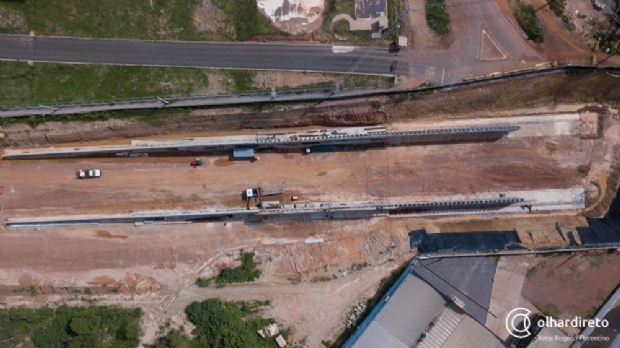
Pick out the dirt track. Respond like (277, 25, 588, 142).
(0, 135, 595, 216)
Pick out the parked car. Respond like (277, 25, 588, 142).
(190, 160, 203, 167)
(76, 169, 101, 179)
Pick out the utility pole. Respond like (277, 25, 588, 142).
(333, 6, 411, 94)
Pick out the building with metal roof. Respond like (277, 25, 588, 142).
(344, 264, 506, 348)
(355, 0, 387, 20)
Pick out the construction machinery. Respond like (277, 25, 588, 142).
(245, 184, 285, 209)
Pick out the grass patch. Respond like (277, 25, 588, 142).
(386, 0, 403, 41)
(0, 0, 281, 42)
(587, 253, 607, 267)
(223, 70, 257, 92)
(584, 306, 598, 319)
(215, 250, 262, 287)
(311, 275, 336, 283)
(514, 1, 544, 43)
(322, 0, 373, 43)
(341, 75, 394, 88)
(0, 305, 142, 347)
(332, 19, 351, 35)
(534, 302, 561, 318)
(0, 61, 210, 107)
(0, 0, 200, 40)
(0, 106, 192, 130)
(323, 0, 355, 28)
(210, 0, 283, 41)
(425, 0, 451, 36)
(526, 266, 538, 278)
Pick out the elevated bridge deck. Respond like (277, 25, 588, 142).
(2, 125, 520, 160)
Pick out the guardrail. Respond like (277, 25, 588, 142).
(1, 65, 619, 118)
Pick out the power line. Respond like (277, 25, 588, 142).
(334, 7, 412, 92)
(415, 259, 498, 318)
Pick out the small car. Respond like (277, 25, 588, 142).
(76, 169, 102, 179)
(190, 160, 203, 167)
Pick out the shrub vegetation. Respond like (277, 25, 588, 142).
(0, 305, 142, 348)
(514, 2, 544, 43)
(425, 0, 451, 36)
(216, 251, 262, 287)
(149, 299, 281, 348)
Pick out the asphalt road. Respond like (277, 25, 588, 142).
(0, 35, 409, 75)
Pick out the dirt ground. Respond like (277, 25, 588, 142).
(524, 0, 594, 65)
(159, 259, 408, 347)
(1, 82, 620, 345)
(257, 0, 324, 34)
(0, 133, 600, 216)
(253, 70, 336, 89)
(192, 0, 233, 34)
(521, 253, 620, 334)
(1, 114, 618, 344)
(0, 215, 413, 345)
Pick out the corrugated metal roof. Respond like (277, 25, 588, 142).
(413, 257, 497, 326)
(355, 0, 387, 20)
(351, 271, 506, 348)
(354, 322, 407, 348)
(439, 314, 505, 348)
(352, 274, 447, 348)
(233, 148, 254, 158)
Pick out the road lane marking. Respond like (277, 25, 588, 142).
(332, 46, 356, 53)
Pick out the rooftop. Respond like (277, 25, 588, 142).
(355, 0, 387, 20)
(347, 268, 506, 348)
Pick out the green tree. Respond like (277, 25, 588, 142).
(124, 318, 143, 340)
(70, 310, 101, 336)
(514, 2, 544, 43)
(67, 334, 102, 348)
(185, 299, 262, 348)
(32, 324, 69, 348)
(0, 310, 16, 341)
(149, 330, 191, 348)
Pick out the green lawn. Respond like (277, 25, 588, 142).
(0, 61, 210, 106)
(0, 60, 393, 108)
(210, 0, 282, 41)
(322, 0, 371, 43)
(426, 0, 451, 36)
(0, 0, 281, 41)
(341, 74, 394, 88)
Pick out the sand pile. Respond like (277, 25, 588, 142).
(257, 0, 325, 34)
